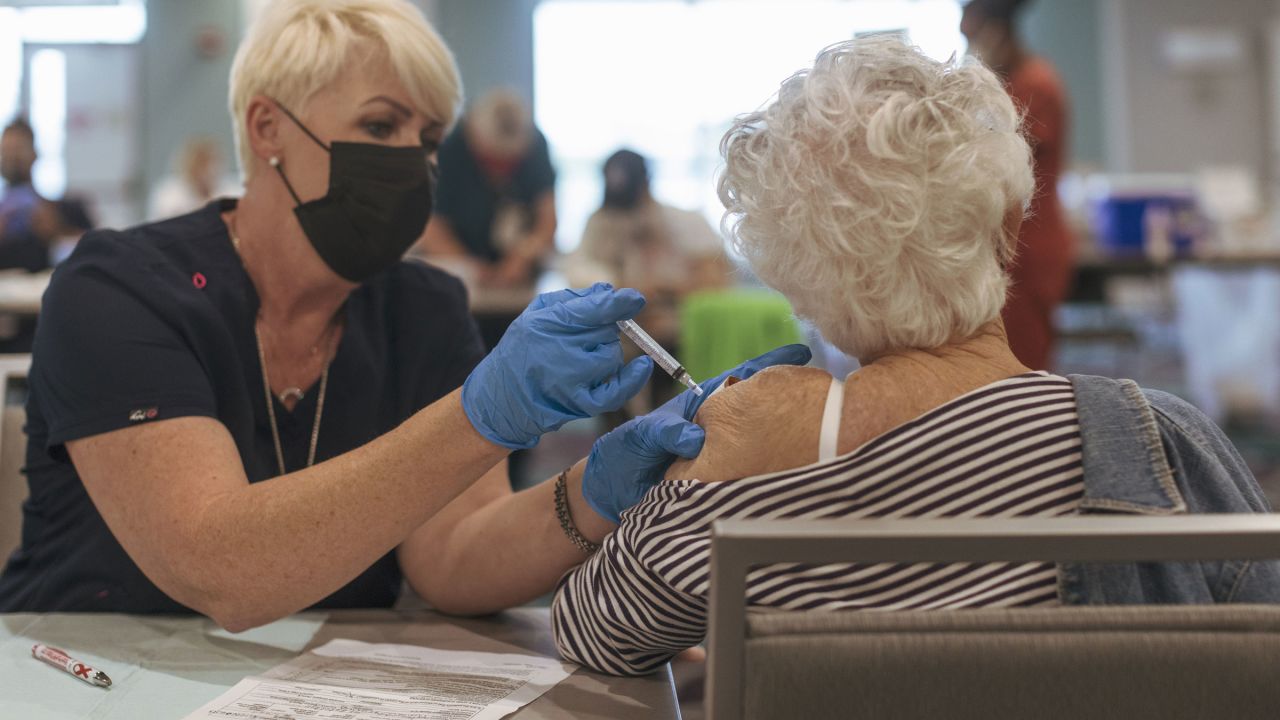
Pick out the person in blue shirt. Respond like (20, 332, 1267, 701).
(0, 117, 42, 242)
(0, 0, 804, 630)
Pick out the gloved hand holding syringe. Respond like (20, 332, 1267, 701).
(616, 319, 703, 396)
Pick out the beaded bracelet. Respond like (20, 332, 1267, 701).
(554, 468, 601, 554)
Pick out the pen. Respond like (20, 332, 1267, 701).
(31, 644, 112, 689)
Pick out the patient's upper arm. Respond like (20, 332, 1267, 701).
(665, 365, 829, 483)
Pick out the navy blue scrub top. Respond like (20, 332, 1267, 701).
(0, 199, 487, 613)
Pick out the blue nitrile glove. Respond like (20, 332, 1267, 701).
(462, 283, 655, 450)
(582, 343, 813, 523)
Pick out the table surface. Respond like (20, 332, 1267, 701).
(0, 270, 50, 315)
(0, 609, 681, 720)
(0, 265, 539, 317)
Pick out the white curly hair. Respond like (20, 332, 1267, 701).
(718, 35, 1034, 359)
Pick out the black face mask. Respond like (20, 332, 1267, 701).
(273, 103, 435, 283)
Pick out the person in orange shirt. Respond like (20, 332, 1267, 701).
(962, 0, 1073, 370)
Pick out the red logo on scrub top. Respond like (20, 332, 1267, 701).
(192, 272, 207, 289)
(129, 407, 160, 422)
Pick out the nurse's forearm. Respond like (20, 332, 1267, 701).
(402, 459, 615, 615)
(71, 389, 507, 632)
(207, 390, 509, 628)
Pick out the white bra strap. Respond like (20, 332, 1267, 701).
(818, 377, 845, 461)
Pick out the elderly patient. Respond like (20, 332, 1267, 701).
(551, 36, 1280, 676)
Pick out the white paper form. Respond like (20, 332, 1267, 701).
(182, 638, 575, 720)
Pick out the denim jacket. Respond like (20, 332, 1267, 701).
(1062, 374, 1280, 605)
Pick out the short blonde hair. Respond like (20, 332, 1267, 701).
(229, 0, 461, 177)
(718, 36, 1034, 358)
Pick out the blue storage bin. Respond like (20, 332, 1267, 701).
(1091, 193, 1199, 257)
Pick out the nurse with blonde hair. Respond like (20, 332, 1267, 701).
(0, 0, 803, 629)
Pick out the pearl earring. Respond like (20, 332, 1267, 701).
(269, 156, 280, 167)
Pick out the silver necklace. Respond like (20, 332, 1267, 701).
(255, 322, 330, 476)
(227, 213, 333, 476)
(264, 320, 338, 404)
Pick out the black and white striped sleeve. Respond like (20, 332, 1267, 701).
(551, 491, 710, 676)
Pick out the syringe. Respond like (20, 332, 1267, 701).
(616, 319, 703, 396)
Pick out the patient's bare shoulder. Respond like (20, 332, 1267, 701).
(665, 365, 831, 483)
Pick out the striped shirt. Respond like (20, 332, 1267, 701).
(552, 372, 1085, 676)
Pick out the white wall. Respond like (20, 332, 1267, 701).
(429, 0, 538, 110)
(1100, 0, 1272, 184)
(1022, 0, 1105, 167)
(144, 0, 1280, 204)
(141, 0, 242, 207)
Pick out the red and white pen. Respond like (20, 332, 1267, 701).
(31, 644, 112, 689)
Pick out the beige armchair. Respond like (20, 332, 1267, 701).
(707, 516, 1280, 720)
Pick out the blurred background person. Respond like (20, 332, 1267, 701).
(147, 135, 239, 221)
(962, 0, 1072, 370)
(568, 148, 735, 415)
(0, 197, 78, 273)
(35, 196, 94, 267)
(566, 148, 730, 348)
(0, 196, 93, 353)
(420, 88, 557, 348)
(0, 118, 41, 243)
